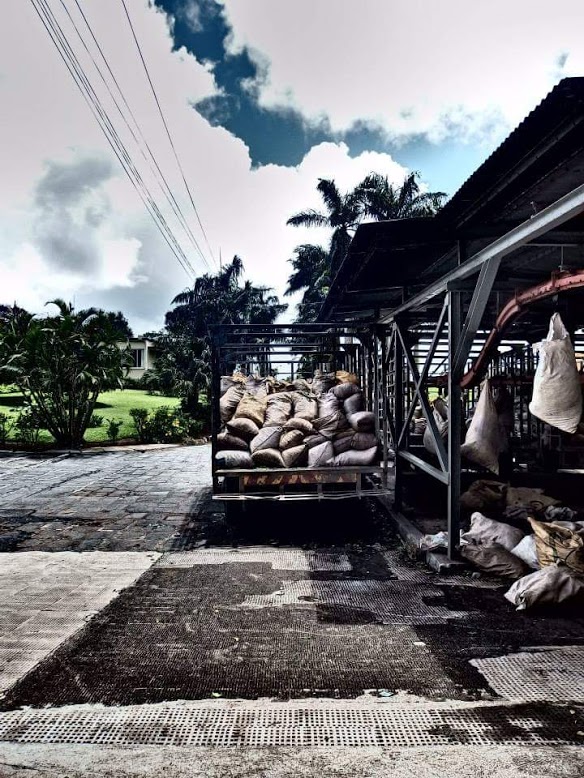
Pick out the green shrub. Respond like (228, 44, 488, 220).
(106, 419, 123, 443)
(14, 408, 43, 447)
(129, 406, 201, 443)
(0, 412, 13, 446)
(87, 413, 104, 428)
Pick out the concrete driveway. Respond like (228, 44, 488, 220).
(0, 445, 583, 776)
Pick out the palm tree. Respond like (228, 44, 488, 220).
(355, 171, 446, 221)
(287, 179, 363, 276)
(285, 244, 331, 323)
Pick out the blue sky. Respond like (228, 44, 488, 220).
(1, 0, 583, 333)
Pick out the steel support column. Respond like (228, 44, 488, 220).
(393, 323, 404, 511)
(447, 289, 462, 559)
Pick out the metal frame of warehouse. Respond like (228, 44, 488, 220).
(320, 78, 584, 560)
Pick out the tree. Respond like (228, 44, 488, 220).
(284, 244, 331, 323)
(287, 178, 363, 276)
(78, 308, 134, 340)
(355, 171, 446, 221)
(156, 257, 287, 414)
(0, 300, 130, 447)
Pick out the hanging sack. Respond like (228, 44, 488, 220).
(461, 379, 506, 474)
(423, 397, 448, 456)
(529, 313, 582, 434)
(529, 517, 584, 574)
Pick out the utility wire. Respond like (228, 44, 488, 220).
(30, 0, 196, 279)
(59, 0, 210, 272)
(120, 0, 217, 269)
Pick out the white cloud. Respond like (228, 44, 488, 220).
(1, 0, 411, 331)
(221, 0, 584, 142)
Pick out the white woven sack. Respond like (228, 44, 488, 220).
(423, 397, 448, 456)
(510, 535, 540, 570)
(529, 313, 582, 434)
(504, 565, 584, 610)
(461, 379, 505, 474)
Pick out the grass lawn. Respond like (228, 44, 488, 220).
(0, 389, 180, 446)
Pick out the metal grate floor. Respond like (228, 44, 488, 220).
(471, 646, 584, 702)
(0, 701, 580, 748)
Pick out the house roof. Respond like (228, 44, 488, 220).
(321, 77, 584, 320)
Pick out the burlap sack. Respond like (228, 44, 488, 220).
(220, 385, 245, 423)
(461, 512, 525, 551)
(217, 431, 248, 451)
(318, 392, 341, 417)
(280, 429, 305, 450)
(504, 565, 584, 610)
(344, 391, 364, 416)
(332, 383, 360, 401)
(282, 444, 308, 467)
(461, 543, 528, 578)
(335, 370, 359, 385)
(293, 393, 318, 421)
(305, 434, 328, 449)
(352, 432, 378, 450)
(250, 426, 282, 454)
(234, 392, 266, 427)
(348, 411, 375, 433)
(227, 416, 260, 441)
(245, 375, 268, 400)
(529, 517, 584, 573)
(312, 371, 336, 397)
(215, 450, 253, 469)
(308, 441, 334, 467)
(333, 432, 355, 454)
(327, 446, 378, 467)
(506, 486, 560, 512)
(265, 393, 294, 426)
(460, 480, 507, 513)
(313, 411, 349, 439)
(461, 379, 506, 474)
(252, 448, 285, 468)
(292, 378, 312, 394)
(283, 417, 314, 435)
(510, 535, 540, 569)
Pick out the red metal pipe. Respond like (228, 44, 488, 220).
(460, 268, 584, 389)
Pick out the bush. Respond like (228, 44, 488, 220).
(87, 413, 104, 428)
(106, 419, 123, 443)
(14, 407, 43, 447)
(0, 412, 13, 446)
(129, 406, 202, 443)
(123, 376, 143, 390)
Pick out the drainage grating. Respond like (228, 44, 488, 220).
(471, 646, 584, 702)
(239, 579, 470, 624)
(156, 549, 351, 571)
(0, 702, 580, 747)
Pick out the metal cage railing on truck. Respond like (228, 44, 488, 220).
(210, 323, 392, 500)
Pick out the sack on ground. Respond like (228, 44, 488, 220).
(251, 448, 285, 468)
(215, 450, 253, 469)
(226, 416, 260, 441)
(327, 446, 378, 467)
(529, 312, 582, 434)
(461, 512, 525, 551)
(220, 385, 245, 423)
(308, 440, 334, 467)
(217, 431, 248, 451)
(348, 411, 375, 433)
(282, 444, 308, 467)
(506, 486, 560, 512)
(461, 543, 529, 578)
(510, 535, 540, 569)
(504, 565, 584, 610)
(460, 480, 507, 513)
(250, 426, 282, 454)
(234, 391, 266, 427)
(529, 517, 584, 573)
(461, 379, 506, 474)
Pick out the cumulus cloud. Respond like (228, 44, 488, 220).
(221, 0, 584, 143)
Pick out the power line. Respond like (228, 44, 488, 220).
(58, 0, 211, 272)
(30, 0, 197, 279)
(120, 0, 217, 269)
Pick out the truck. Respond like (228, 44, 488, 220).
(210, 322, 392, 501)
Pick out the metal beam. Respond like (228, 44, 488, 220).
(381, 181, 584, 322)
(447, 290, 463, 559)
(398, 451, 449, 484)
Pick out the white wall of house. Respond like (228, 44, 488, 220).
(117, 339, 158, 380)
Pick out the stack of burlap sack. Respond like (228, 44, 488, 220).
(457, 479, 584, 610)
(215, 370, 379, 470)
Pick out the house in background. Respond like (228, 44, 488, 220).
(117, 338, 159, 380)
